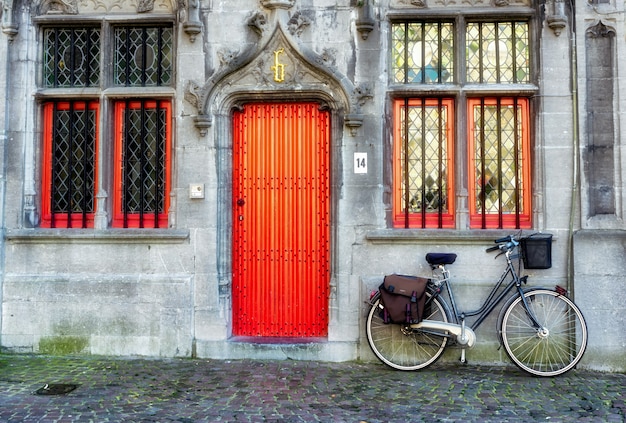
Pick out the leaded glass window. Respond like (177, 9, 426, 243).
(393, 98, 455, 228)
(392, 22, 454, 84)
(43, 28, 100, 88)
(42, 101, 99, 228)
(41, 21, 174, 230)
(114, 27, 173, 87)
(466, 21, 529, 84)
(468, 98, 531, 229)
(115, 100, 171, 228)
(390, 17, 533, 229)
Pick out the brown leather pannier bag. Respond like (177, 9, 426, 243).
(379, 275, 428, 324)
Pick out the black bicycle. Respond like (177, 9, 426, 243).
(365, 233, 588, 377)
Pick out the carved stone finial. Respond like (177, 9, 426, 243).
(217, 48, 240, 67)
(185, 81, 202, 109)
(2, 0, 19, 40)
(2, 24, 18, 40)
(345, 83, 373, 136)
(287, 11, 312, 37)
(547, 0, 568, 37)
(547, 15, 567, 36)
(183, 0, 203, 42)
(356, 0, 375, 40)
(352, 83, 373, 112)
(138, 0, 155, 13)
(247, 11, 268, 36)
(194, 115, 212, 137)
(345, 114, 364, 136)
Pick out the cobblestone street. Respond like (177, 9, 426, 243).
(0, 355, 624, 422)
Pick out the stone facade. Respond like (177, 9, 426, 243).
(0, 0, 624, 371)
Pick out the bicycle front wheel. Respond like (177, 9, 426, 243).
(366, 292, 449, 371)
(500, 289, 587, 377)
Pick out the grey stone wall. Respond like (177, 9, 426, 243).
(0, 0, 623, 372)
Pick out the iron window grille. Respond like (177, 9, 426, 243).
(469, 97, 531, 229)
(41, 23, 173, 229)
(391, 19, 532, 229)
(394, 98, 454, 229)
(392, 21, 454, 84)
(43, 27, 101, 88)
(114, 26, 173, 87)
(42, 101, 98, 228)
(466, 21, 530, 84)
(115, 100, 171, 229)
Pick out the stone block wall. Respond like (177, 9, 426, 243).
(0, 0, 623, 372)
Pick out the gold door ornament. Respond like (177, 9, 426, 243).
(271, 48, 286, 83)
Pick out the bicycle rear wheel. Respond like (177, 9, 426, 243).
(500, 288, 587, 377)
(366, 291, 449, 371)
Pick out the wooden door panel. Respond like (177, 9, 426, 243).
(232, 103, 330, 337)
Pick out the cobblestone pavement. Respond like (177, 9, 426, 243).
(0, 355, 624, 423)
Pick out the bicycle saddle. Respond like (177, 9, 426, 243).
(425, 253, 457, 266)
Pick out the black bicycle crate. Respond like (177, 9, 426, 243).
(520, 233, 553, 269)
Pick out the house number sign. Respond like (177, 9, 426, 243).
(354, 152, 367, 174)
(272, 48, 286, 82)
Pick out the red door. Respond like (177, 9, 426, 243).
(232, 103, 330, 337)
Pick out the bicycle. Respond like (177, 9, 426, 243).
(365, 233, 588, 377)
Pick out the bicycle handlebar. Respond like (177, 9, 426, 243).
(486, 234, 520, 254)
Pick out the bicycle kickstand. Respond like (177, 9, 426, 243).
(460, 319, 468, 364)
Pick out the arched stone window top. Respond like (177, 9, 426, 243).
(36, 0, 176, 15)
(586, 21, 616, 39)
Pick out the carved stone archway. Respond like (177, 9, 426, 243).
(185, 7, 371, 136)
(184, 6, 367, 328)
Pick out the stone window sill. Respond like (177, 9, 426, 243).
(366, 229, 534, 245)
(4, 228, 189, 244)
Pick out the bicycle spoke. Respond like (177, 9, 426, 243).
(501, 289, 587, 377)
(366, 294, 449, 371)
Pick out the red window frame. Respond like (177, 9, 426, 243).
(467, 97, 532, 229)
(393, 98, 455, 228)
(41, 101, 99, 228)
(113, 100, 172, 228)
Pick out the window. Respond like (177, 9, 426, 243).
(392, 22, 454, 84)
(393, 98, 455, 228)
(468, 98, 531, 229)
(40, 23, 173, 229)
(391, 19, 533, 229)
(114, 27, 173, 87)
(41, 101, 99, 228)
(43, 27, 101, 88)
(114, 100, 171, 228)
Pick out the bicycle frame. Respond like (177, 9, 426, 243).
(366, 233, 587, 375)
(429, 248, 542, 333)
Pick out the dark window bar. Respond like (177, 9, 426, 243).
(476, 98, 522, 229)
(50, 101, 95, 228)
(400, 22, 448, 84)
(401, 98, 446, 229)
(122, 100, 165, 228)
(120, 27, 167, 87)
(46, 28, 98, 88)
